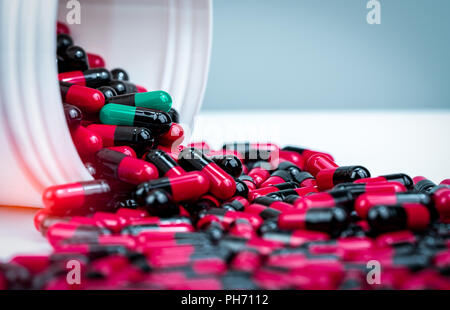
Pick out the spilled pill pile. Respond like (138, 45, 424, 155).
(0, 22, 449, 290)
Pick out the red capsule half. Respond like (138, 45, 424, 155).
(106, 146, 136, 158)
(60, 82, 105, 113)
(71, 125, 103, 157)
(87, 53, 106, 68)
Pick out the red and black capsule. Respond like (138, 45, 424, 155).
(260, 170, 294, 188)
(244, 203, 290, 221)
(262, 230, 329, 247)
(355, 192, 433, 218)
(145, 149, 186, 177)
(87, 53, 105, 68)
(228, 218, 257, 239)
(70, 125, 103, 157)
(86, 124, 155, 149)
(60, 82, 105, 113)
(96, 86, 117, 101)
(265, 186, 319, 201)
(355, 173, 414, 189)
(59, 45, 89, 72)
(253, 196, 294, 212)
(220, 197, 249, 212)
(210, 154, 243, 178)
(33, 210, 71, 236)
(332, 182, 406, 196)
(277, 161, 317, 187)
(96, 148, 158, 184)
(248, 162, 272, 187)
(248, 181, 298, 201)
(42, 180, 114, 216)
(277, 207, 349, 235)
(285, 189, 355, 210)
(367, 204, 432, 233)
(158, 123, 184, 147)
(63, 103, 82, 129)
(46, 222, 111, 247)
(282, 145, 335, 167)
(178, 148, 236, 200)
(139, 189, 180, 217)
(197, 208, 263, 230)
(413, 176, 450, 220)
(56, 34, 73, 56)
(229, 249, 262, 273)
(238, 175, 257, 191)
(134, 171, 210, 203)
(106, 146, 136, 158)
(110, 68, 129, 81)
(57, 22, 70, 35)
(58, 68, 111, 88)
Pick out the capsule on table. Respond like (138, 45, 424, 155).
(60, 82, 105, 113)
(210, 154, 243, 178)
(86, 124, 155, 149)
(63, 103, 82, 129)
(87, 53, 105, 68)
(285, 189, 354, 210)
(58, 68, 111, 88)
(354, 173, 414, 189)
(305, 154, 339, 176)
(355, 192, 433, 218)
(178, 148, 236, 200)
(96, 149, 158, 184)
(42, 180, 113, 216)
(277, 207, 349, 235)
(158, 123, 184, 147)
(144, 149, 185, 177)
(106, 91, 172, 112)
(316, 165, 371, 190)
(134, 171, 210, 203)
(260, 170, 293, 188)
(367, 204, 431, 233)
(100, 104, 172, 134)
(71, 125, 103, 157)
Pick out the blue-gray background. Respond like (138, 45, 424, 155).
(202, 0, 450, 110)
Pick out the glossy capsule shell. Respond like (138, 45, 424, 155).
(110, 68, 129, 81)
(367, 204, 431, 233)
(106, 146, 136, 158)
(96, 149, 159, 184)
(70, 125, 103, 157)
(178, 148, 236, 200)
(355, 192, 433, 218)
(248, 182, 298, 201)
(262, 230, 329, 247)
(355, 173, 414, 189)
(135, 171, 210, 203)
(58, 68, 111, 88)
(42, 180, 112, 216)
(60, 82, 105, 113)
(158, 123, 184, 147)
(63, 103, 82, 129)
(99, 104, 172, 134)
(86, 124, 155, 148)
(109, 80, 147, 95)
(145, 149, 185, 177)
(57, 22, 70, 35)
(87, 53, 106, 68)
(315, 165, 371, 190)
(106, 91, 172, 112)
(285, 189, 354, 210)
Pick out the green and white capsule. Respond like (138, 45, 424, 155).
(106, 90, 172, 112)
(100, 103, 172, 134)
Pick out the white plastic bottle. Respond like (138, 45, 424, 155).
(0, 0, 212, 207)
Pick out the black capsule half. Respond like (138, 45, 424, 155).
(110, 68, 129, 81)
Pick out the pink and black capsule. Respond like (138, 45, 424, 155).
(355, 173, 414, 189)
(58, 68, 111, 88)
(86, 124, 155, 150)
(145, 149, 186, 177)
(210, 154, 243, 178)
(110, 68, 129, 81)
(58, 45, 89, 72)
(178, 148, 236, 200)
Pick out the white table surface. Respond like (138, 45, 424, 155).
(1, 110, 449, 260)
